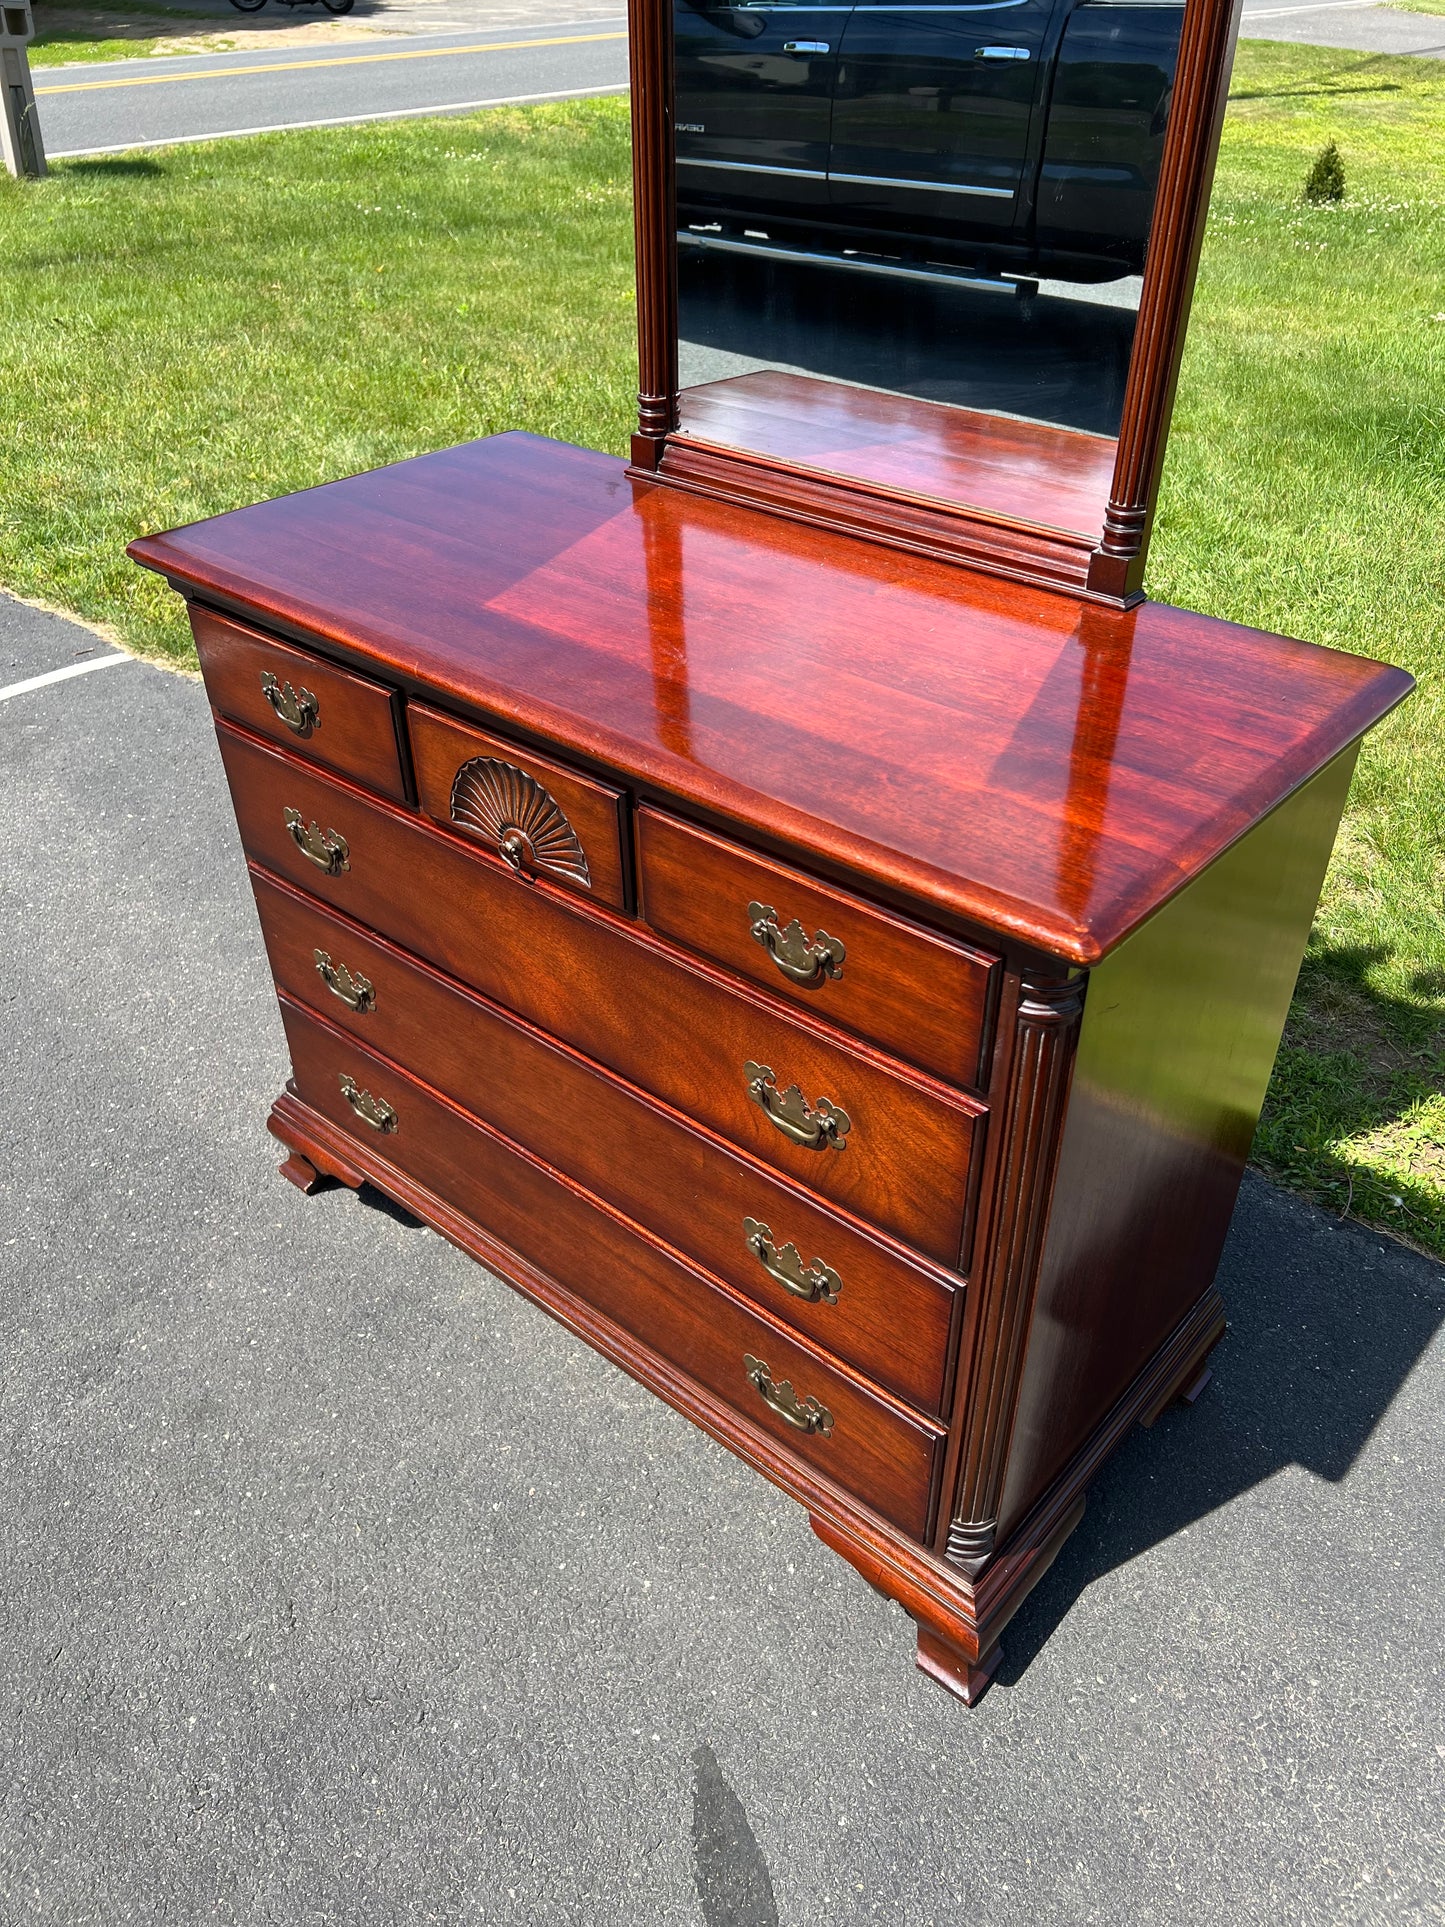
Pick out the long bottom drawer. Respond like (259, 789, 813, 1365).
(279, 998, 944, 1540)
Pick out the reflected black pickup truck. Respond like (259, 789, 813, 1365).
(676, 0, 1185, 282)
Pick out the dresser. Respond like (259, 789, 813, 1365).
(128, 432, 1410, 1702)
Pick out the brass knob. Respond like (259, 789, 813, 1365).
(743, 1217, 841, 1304)
(284, 808, 349, 876)
(261, 671, 319, 737)
(744, 1062, 850, 1151)
(747, 901, 845, 987)
(742, 1354, 834, 1435)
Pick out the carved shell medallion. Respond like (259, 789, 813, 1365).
(449, 756, 591, 888)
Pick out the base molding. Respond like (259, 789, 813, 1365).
(268, 1089, 1225, 1705)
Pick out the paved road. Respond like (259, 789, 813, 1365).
(32, 0, 1444, 159)
(1, 586, 1443, 1923)
(1240, 0, 1445, 54)
(36, 15, 626, 156)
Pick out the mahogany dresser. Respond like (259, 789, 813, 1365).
(128, 433, 1411, 1702)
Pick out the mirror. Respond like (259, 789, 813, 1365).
(670, 0, 1190, 542)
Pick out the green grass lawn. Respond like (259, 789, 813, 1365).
(0, 49, 1441, 1249)
(1142, 43, 1445, 1251)
(29, 0, 224, 66)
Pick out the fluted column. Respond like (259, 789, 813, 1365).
(627, 0, 678, 470)
(946, 973, 1085, 1577)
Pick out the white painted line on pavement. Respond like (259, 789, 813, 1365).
(0, 655, 132, 703)
(1241, 1, 1382, 14)
(47, 81, 627, 156)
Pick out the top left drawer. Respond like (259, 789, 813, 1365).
(191, 607, 408, 803)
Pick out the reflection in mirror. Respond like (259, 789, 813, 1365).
(674, 0, 1186, 538)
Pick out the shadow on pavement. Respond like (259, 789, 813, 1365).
(996, 1172, 1445, 1685)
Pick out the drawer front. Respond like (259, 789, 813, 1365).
(409, 701, 629, 912)
(254, 870, 958, 1415)
(280, 999, 943, 1539)
(192, 607, 407, 801)
(639, 808, 998, 1091)
(219, 725, 983, 1266)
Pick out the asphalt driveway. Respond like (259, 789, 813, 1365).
(1, 589, 1442, 1925)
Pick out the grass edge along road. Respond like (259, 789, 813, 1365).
(2, 51, 1444, 1254)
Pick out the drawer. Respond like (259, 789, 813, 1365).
(254, 869, 959, 1415)
(409, 701, 629, 912)
(192, 607, 407, 802)
(219, 724, 984, 1266)
(279, 998, 944, 1540)
(639, 809, 998, 1091)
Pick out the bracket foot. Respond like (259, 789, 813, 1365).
(915, 1625, 1001, 1707)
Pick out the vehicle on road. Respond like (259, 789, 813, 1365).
(676, 0, 1184, 283)
(229, 0, 354, 14)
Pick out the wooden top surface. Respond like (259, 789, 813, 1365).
(129, 432, 1411, 964)
(678, 371, 1118, 540)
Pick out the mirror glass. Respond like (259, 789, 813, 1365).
(673, 0, 1186, 538)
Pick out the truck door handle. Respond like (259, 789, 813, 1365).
(783, 39, 830, 53)
(975, 44, 1030, 58)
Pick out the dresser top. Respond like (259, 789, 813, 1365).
(129, 433, 1410, 964)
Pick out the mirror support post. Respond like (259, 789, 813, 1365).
(628, 0, 679, 471)
(1091, 0, 1243, 601)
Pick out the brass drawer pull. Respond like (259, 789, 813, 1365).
(744, 1061, 850, 1151)
(261, 671, 319, 737)
(743, 1216, 842, 1304)
(748, 901, 845, 987)
(339, 1072, 396, 1133)
(284, 807, 350, 876)
(313, 948, 375, 1013)
(743, 1354, 834, 1436)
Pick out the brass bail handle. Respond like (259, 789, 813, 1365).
(742, 1354, 834, 1436)
(339, 1073, 396, 1133)
(261, 671, 319, 737)
(747, 901, 845, 988)
(313, 949, 375, 1014)
(284, 808, 350, 876)
(744, 1062, 850, 1152)
(743, 1217, 842, 1305)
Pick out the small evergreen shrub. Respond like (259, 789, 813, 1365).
(1304, 141, 1346, 204)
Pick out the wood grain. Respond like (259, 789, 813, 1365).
(220, 721, 986, 1264)
(677, 372, 1119, 542)
(408, 699, 630, 912)
(191, 604, 408, 802)
(639, 805, 998, 1090)
(128, 435, 1413, 964)
(254, 866, 962, 1415)
(280, 996, 944, 1536)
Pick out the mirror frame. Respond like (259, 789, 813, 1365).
(625, 0, 1243, 604)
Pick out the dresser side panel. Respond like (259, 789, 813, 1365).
(996, 744, 1360, 1537)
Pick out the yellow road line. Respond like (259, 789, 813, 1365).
(35, 29, 626, 95)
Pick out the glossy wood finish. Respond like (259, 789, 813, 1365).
(676, 373, 1120, 543)
(408, 700, 630, 911)
(994, 747, 1358, 1539)
(219, 722, 986, 1263)
(127, 436, 1412, 964)
(281, 998, 944, 1535)
(130, 429, 1412, 1706)
(624, 0, 1246, 599)
(638, 806, 997, 1090)
(254, 868, 960, 1413)
(190, 605, 408, 802)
